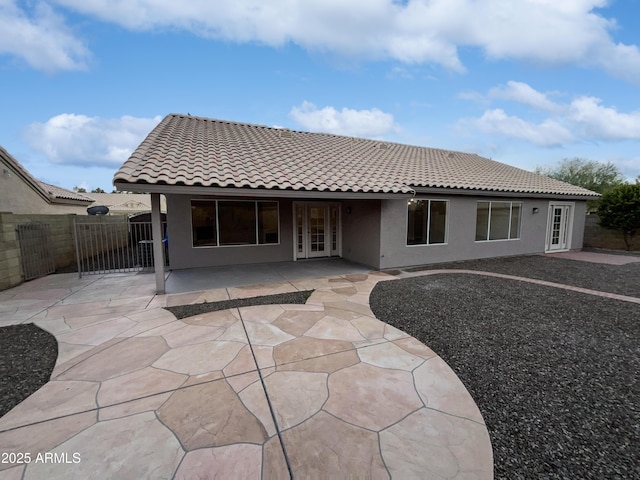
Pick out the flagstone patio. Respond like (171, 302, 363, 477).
(0, 269, 493, 479)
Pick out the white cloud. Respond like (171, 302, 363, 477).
(603, 155, 640, 182)
(568, 96, 640, 140)
(24, 114, 162, 167)
(469, 109, 574, 147)
(489, 81, 561, 113)
(461, 81, 640, 147)
(0, 1, 89, 72)
(289, 101, 397, 138)
(45, 0, 640, 82)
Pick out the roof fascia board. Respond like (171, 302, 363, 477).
(114, 182, 413, 200)
(50, 198, 94, 206)
(115, 182, 598, 201)
(411, 186, 599, 200)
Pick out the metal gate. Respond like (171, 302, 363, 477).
(17, 222, 56, 280)
(74, 219, 168, 276)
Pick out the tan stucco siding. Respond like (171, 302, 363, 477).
(0, 169, 89, 215)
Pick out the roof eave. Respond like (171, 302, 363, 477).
(114, 181, 413, 199)
(411, 186, 600, 200)
(115, 181, 600, 201)
(49, 198, 95, 206)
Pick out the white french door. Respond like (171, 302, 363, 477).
(546, 203, 573, 252)
(308, 206, 327, 258)
(294, 203, 340, 259)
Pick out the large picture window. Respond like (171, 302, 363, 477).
(475, 201, 521, 241)
(191, 201, 217, 247)
(191, 200, 279, 247)
(406, 199, 448, 245)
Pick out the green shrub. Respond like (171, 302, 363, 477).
(597, 184, 640, 251)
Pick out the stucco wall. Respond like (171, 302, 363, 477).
(0, 170, 48, 214)
(341, 199, 382, 268)
(0, 173, 89, 215)
(162, 193, 590, 272)
(165, 194, 294, 269)
(379, 196, 588, 269)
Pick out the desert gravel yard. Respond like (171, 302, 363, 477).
(371, 257, 640, 480)
(0, 324, 57, 418)
(407, 253, 640, 297)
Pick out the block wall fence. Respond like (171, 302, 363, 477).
(582, 214, 639, 252)
(0, 213, 128, 291)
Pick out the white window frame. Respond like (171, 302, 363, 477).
(190, 199, 280, 248)
(545, 202, 575, 252)
(406, 198, 449, 247)
(475, 201, 522, 242)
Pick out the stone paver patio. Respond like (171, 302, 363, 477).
(0, 269, 492, 479)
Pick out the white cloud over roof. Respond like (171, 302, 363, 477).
(24, 114, 162, 167)
(289, 101, 397, 138)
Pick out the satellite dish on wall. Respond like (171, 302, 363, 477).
(87, 205, 110, 215)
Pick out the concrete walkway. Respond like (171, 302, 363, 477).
(0, 270, 492, 479)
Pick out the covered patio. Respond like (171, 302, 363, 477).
(164, 257, 373, 294)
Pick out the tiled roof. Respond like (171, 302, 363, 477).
(38, 182, 94, 203)
(114, 114, 600, 197)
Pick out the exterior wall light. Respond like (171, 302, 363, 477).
(532, 207, 539, 214)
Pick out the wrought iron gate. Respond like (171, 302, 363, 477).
(17, 222, 56, 280)
(74, 219, 168, 276)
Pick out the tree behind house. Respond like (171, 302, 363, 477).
(597, 184, 640, 251)
(536, 158, 626, 211)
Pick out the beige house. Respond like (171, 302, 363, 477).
(0, 145, 166, 216)
(85, 193, 167, 216)
(1, 146, 94, 215)
(114, 113, 599, 293)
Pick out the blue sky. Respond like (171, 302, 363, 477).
(1, 0, 639, 192)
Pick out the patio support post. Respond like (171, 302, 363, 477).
(151, 193, 165, 294)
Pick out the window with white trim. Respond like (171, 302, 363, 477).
(475, 201, 521, 241)
(406, 199, 448, 245)
(191, 200, 279, 247)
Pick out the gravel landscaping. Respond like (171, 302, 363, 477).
(406, 254, 640, 297)
(370, 269, 640, 479)
(164, 290, 314, 319)
(0, 324, 57, 418)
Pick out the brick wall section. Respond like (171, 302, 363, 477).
(583, 214, 639, 252)
(0, 213, 129, 291)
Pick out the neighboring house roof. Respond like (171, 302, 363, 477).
(1, 145, 92, 205)
(114, 114, 600, 198)
(38, 181, 94, 203)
